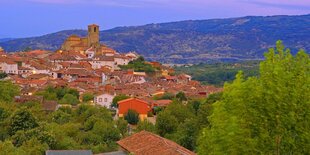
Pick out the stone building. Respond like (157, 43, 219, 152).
(61, 24, 116, 55)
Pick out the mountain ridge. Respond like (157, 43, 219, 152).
(0, 14, 309, 63)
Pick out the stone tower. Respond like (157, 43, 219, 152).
(87, 24, 100, 47)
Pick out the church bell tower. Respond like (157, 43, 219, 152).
(87, 24, 100, 48)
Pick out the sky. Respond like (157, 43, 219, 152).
(0, 0, 309, 38)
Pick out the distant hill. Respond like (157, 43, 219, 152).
(1, 14, 309, 63)
(0, 38, 14, 43)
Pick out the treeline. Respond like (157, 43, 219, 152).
(174, 60, 260, 86)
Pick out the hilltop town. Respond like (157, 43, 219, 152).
(0, 24, 221, 117)
(0, 23, 309, 155)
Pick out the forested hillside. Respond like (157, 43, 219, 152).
(1, 14, 309, 63)
(175, 61, 259, 86)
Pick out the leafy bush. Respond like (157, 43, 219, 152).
(0, 81, 19, 102)
(124, 109, 139, 125)
(59, 94, 79, 105)
(82, 93, 94, 102)
(119, 56, 156, 73)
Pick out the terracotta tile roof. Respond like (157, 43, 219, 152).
(164, 76, 177, 80)
(93, 55, 115, 61)
(30, 80, 48, 85)
(59, 62, 71, 67)
(27, 74, 51, 80)
(117, 131, 196, 155)
(152, 99, 172, 107)
(0, 57, 16, 64)
(69, 63, 84, 69)
(18, 66, 32, 70)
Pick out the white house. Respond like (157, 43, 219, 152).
(94, 93, 115, 108)
(90, 56, 115, 70)
(0, 61, 18, 74)
(114, 55, 130, 69)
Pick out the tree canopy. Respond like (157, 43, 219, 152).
(119, 56, 157, 73)
(124, 109, 139, 125)
(198, 41, 310, 154)
(0, 81, 19, 102)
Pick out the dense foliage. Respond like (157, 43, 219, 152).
(0, 72, 8, 79)
(124, 109, 139, 125)
(36, 86, 80, 105)
(175, 61, 259, 86)
(198, 41, 310, 154)
(119, 56, 157, 73)
(0, 81, 20, 102)
(82, 93, 94, 102)
(0, 101, 124, 154)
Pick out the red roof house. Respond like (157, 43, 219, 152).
(118, 98, 151, 120)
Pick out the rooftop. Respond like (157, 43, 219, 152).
(117, 131, 196, 155)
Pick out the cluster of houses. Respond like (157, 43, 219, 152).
(0, 48, 221, 119)
(0, 24, 221, 154)
(0, 24, 222, 121)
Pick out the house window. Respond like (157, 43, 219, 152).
(99, 98, 102, 102)
(94, 27, 97, 32)
(104, 98, 107, 102)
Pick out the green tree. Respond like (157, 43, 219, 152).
(173, 118, 199, 151)
(82, 93, 94, 102)
(0, 72, 7, 79)
(11, 127, 56, 148)
(116, 118, 128, 137)
(155, 111, 178, 137)
(124, 109, 139, 125)
(60, 94, 79, 105)
(164, 101, 195, 123)
(9, 109, 38, 135)
(0, 140, 26, 155)
(205, 92, 222, 105)
(160, 92, 175, 100)
(136, 120, 156, 133)
(190, 100, 201, 114)
(76, 105, 112, 123)
(52, 110, 72, 124)
(92, 120, 121, 144)
(198, 41, 310, 154)
(176, 91, 187, 102)
(19, 138, 49, 155)
(119, 56, 156, 74)
(0, 81, 19, 102)
(0, 102, 14, 141)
